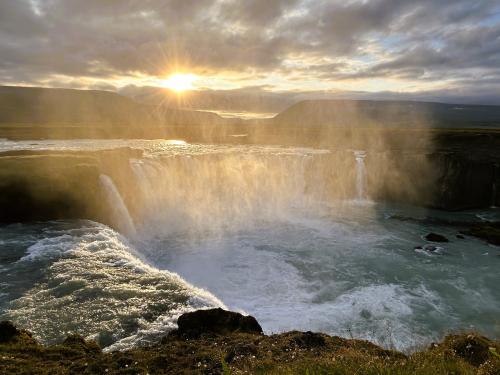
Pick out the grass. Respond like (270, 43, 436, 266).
(1, 323, 499, 374)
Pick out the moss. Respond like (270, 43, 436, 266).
(0, 323, 499, 374)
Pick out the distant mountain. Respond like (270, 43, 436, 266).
(0, 86, 225, 126)
(120, 86, 294, 116)
(272, 100, 500, 128)
(3, 87, 500, 132)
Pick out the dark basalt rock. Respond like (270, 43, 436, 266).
(425, 233, 449, 243)
(461, 222, 500, 246)
(174, 308, 263, 338)
(456, 234, 465, 239)
(0, 321, 18, 343)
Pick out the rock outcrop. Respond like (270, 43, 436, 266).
(0, 317, 498, 374)
(173, 308, 263, 338)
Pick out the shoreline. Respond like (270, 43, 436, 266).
(1, 309, 499, 374)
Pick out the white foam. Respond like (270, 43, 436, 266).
(20, 234, 76, 261)
(5, 221, 224, 348)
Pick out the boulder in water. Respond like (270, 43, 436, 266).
(174, 308, 263, 338)
(414, 244, 444, 254)
(425, 233, 449, 243)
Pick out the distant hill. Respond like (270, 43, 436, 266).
(0, 86, 224, 126)
(272, 100, 500, 128)
(2, 87, 500, 133)
(121, 86, 293, 115)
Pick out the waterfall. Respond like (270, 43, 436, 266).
(354, 151, 367, 200)
(99, 174, 136, 237)
(492, 163, 499, 208)
(128, 151, 333, 236)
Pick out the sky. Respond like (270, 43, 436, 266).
(1, 0, 500, 104)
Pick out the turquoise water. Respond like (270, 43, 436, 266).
(140, 203, 500, 351)
(0, 140, 499, 352)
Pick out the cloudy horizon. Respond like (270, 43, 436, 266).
(1, 0, 500, 105)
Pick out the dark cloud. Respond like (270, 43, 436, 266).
(0, 0, 499, 103)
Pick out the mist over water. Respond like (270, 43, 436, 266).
(0, 139, 499, 352)
(129, 147, 332, 236)
(99, 174, 137, 237)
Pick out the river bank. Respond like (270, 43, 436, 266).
(1, 309, 499, 374)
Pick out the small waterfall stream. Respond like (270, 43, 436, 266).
(354, 151, 367, 200)
(491, 163, 499, 208)
(99, 174, 137, 237)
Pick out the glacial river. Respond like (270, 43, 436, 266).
(0, 139, 498, 352)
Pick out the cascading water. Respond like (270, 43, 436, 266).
(99, 174, 137, 237)
(1, 140, 498, 353)
(354, 151, 367, 201)
(128, 149, 336, 237)
(491, 163, 498, 208)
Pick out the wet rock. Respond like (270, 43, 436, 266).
(456, 234, 465, 239)
(414, 244, 441, 253)
(0, 321, 19, 343)
(425, 233, 449, 242)
(461, 222, 500, 246)
(174, 308, 263, 338)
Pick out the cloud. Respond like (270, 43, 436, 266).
(0, 0, 499, 103)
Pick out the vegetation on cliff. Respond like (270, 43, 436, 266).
(1, 309, 499, 374)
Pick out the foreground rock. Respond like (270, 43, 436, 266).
(173, 308, 263, 338)
(0, 321, 18, 343)
(1, 310, 499, 374)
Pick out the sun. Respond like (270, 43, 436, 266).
(161, 73, 198, 92)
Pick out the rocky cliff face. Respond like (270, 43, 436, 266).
(0, 129, 498, 228)
(432, 153, 497, 209)
(365, 151, 498, 210)
(0, 148, 142, 227)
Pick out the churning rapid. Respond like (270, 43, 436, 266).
(0, 139, 499, 352)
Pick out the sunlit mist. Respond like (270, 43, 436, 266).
(0, 0, 499, 362)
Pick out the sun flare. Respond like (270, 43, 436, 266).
(161, 73, 198, 92)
